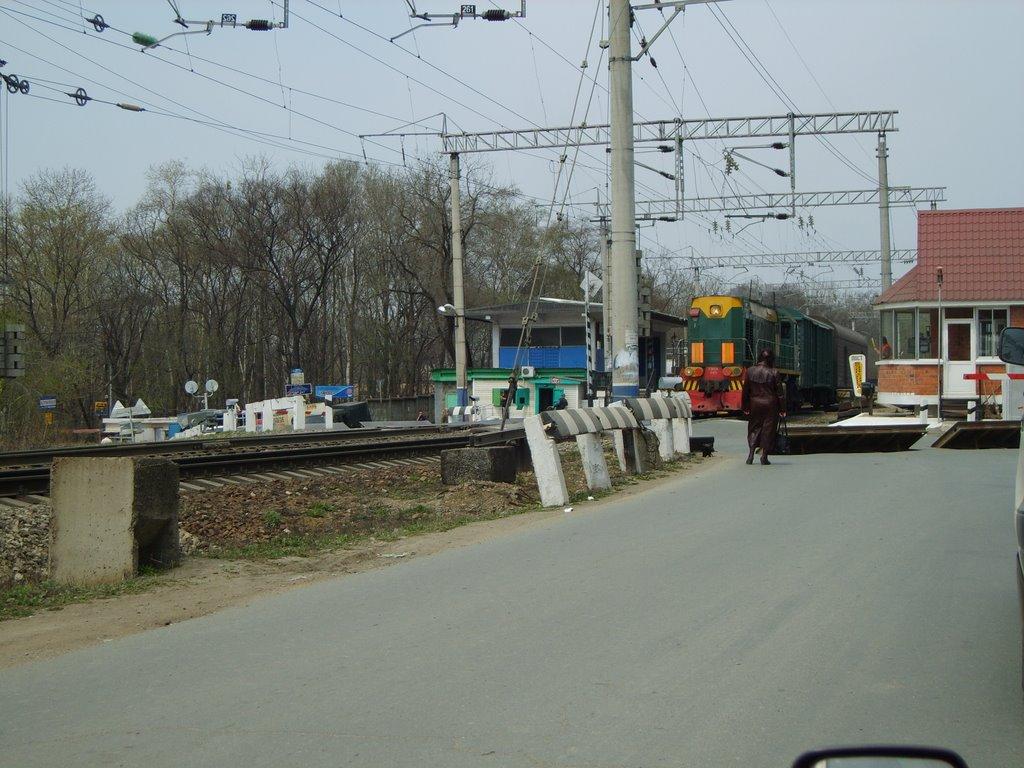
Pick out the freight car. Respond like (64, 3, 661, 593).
(680, 295, 869, 414)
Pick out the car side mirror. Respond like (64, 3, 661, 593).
(792, 746, 969, 768)
(997, 326, 1024, 366)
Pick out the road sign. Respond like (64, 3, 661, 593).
(93, 400, 108, 414)
(285, 383, 312, 397)
(43, 412, 54, 425)
(315, 384, 353, 401)
(849, 354, 866, 397)
(38, 395, 57, 411)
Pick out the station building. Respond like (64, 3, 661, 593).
(873, 207, 1024, 415)
(431, 297, 687, 421)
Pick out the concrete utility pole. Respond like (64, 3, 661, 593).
(877, 132, 892, 290)
(450, 152, 468, 411)
(608, 0, 639, 399)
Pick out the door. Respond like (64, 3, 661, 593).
(943, 319, 975, 398)
(537, 386, 554, 412)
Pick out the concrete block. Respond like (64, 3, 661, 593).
(611, 430, 628, 472)
(441, 447, 518, 485)
(575, 433, 611, 491)
(524, 415, 569, 508)
(245, 404, 258, 433)
(622, 429, 659, 474)
(651, 419, 674, 461)
(50, 457, 180, 586)
(672, 417, 691, 455)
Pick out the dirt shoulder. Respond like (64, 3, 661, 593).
(0, 451, 722, 670)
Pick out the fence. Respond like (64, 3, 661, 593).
(366, 395, 434, 422)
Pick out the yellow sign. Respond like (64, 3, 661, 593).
(94, 400, 108, 414)
(44, 412, 54, 425)
(848, 354, 867, 397)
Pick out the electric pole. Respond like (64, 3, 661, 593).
(450, 152, 468, 414)
(608, 0, 639, 399)
(877, 132, 892, 289)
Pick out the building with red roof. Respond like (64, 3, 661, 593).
(874, 207, 1024, 414)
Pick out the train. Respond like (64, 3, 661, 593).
(679, 295, 870, 414)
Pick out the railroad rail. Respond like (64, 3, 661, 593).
(0, 426, 526, 498)
(0, 424, 479, 469)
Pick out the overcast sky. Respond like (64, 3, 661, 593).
(1, 0, 1022, 292)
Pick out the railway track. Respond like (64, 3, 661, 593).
(0, 424, 466, 469)
(0, 426, 526, 500)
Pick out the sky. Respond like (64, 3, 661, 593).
(1, 0, 1022, 295)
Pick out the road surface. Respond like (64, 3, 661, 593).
(1, 420, 1021, 767)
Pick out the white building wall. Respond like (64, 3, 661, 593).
(472, 379, 528, 419)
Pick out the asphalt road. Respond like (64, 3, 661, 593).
(2, 420, 1021, 767)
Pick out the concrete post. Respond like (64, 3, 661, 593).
(878, 132, 892, 290)
(245, 403, 258, 433)
(672, 416, 691, 455)
(625, 429, 654, 474)
(324, 402, 334, 430)
(575, 433, 611, 491)
(450, 152, 468, 413)
(523, 415, 569, 507)
(611, 429, 628, 472)
(650, 418, 674, 461)
(222, 407, 237, 432)
(50, 457, 180, 586)
(261, 400, 275, 433)
(292, 397, 306, 431)
(609, 0, 639, 400)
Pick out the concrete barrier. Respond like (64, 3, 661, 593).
(49, 457, 180, 586)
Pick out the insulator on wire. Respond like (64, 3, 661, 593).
(117, 103, 145, 112)
(481, 9, 511, 21)
(246, 19, 274, 31)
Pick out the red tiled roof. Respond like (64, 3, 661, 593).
(876, 207, 1024, 305)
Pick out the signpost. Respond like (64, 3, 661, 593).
(285, 383, 313, 397)
(94, 400, 108, 415)
(289, 368, 305, 386)
(38, 395, 57, 411)
(849, 354, 866, 397)
(315, 385, 354, 401)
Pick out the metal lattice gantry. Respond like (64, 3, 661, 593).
(688, 249, 918, 269)
(439, 110, 899, 153)
(796, 277, 883, 293)
(608, 186, 946, 221)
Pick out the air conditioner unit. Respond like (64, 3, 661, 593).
(520, 365, 536, 378)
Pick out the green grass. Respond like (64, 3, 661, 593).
(305, 502, 335, 518)
(262, 509, 283, 527)
(0, 574, 163, 622)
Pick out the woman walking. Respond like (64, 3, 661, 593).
(742, 348, 786, 465)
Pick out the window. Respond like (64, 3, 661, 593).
(530, 327, 560, 346)
(978, 309, 1008, 357)
(880, 311, 894, 358)
(918, 309, 938, 358)
(499, 328, 521, 346)
(561, 326, 586, 345)
(894, 310, 915, 359)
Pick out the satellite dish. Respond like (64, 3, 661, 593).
(184, 380, 199, 395)
(205, 379, 219, 394)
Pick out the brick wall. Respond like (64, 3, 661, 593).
(977, 363, 1006, 396)
(878, 363, 938, 396)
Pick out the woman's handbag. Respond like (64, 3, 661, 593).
(775, 415, 791, 455)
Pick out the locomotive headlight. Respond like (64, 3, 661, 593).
(709, 304, 723, 317)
